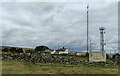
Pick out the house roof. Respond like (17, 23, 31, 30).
(56, 47, 67, 51)
(56, 50, 65, 52)
(56, 48, 67, 52)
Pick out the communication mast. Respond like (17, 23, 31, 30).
(99, 27, 106, 52)
(87, 5, 89, 52)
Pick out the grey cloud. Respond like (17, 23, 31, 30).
(2, 2, 118, 51)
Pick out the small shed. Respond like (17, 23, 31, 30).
(89, 51, 106, 62)
(76, 52, 86, 56)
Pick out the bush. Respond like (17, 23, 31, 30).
(86, 52, 89, 57)
(17, 48, 23, 53)
(106, 54, 110, 59)
(34, 45, 49, 52)
(10, 47, 17, 53)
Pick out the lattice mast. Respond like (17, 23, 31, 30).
(99, 27, 106, 52)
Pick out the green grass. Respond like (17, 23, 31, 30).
(2, 60, 118, 74)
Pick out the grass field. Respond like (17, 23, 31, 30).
(2, 60, 118, 74)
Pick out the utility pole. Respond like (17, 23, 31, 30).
(87, 5, 89, 53)
(86, 5, 89, 62)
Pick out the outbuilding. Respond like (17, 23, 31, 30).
(89, 51, 106, 62)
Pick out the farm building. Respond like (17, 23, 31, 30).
(89, 51, 106, 62)
(76, 52, 86, 56)
(50, 47, 69, 54)
(50, 50, 56, 54)
(55, 47, 68, 54)
(40, 47, 69, 55)
(58, 49, 68, 54)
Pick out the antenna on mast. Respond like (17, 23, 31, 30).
(99, 27, 106, 52)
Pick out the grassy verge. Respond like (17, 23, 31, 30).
(2, 60, 118, 74)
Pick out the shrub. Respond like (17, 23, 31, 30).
(17, 48, 23, 53)
(34, 45, 49, 52)
(10, 47, 17, 53)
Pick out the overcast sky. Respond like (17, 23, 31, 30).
(1, 2, 118, 52)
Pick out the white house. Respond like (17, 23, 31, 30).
(58, 49, 68, 54)
(50, 50, 56, 54)
(51, 47, 69, 54)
